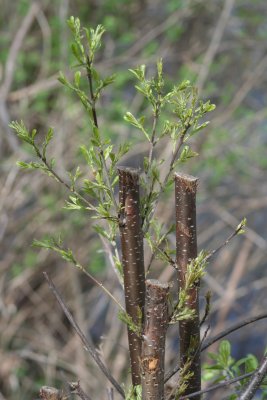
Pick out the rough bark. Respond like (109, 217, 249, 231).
(141, 279, 169, 400)
(175, 172, 201, 399)
(118, 167, 146, 386)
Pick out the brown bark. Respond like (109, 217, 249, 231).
(175, 172, 201, 399)
(141, 279, 169, 400)
(118, 167, 146, 386)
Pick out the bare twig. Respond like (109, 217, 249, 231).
(239, 355, 267, 400)
(205, 220, 246, 262)
(0, 1, 41, 99)
(201, 312, 267, 352)
(106, 388, 114, 400)
(197, 0, 236, 93)
(179, 372, 253, 399)
(165, 313, 267, 383)
(43, 272, 125, 398)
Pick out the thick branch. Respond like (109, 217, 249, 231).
(141, 279, 169, 400)
(43, 272, 125, 398)
(175, 172, 201, 399)
(118, 167, 146, 386)
(239, 355, 267, 400)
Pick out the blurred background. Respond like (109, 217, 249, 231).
(1, 0, 267, 398)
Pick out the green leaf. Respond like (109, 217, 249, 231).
(179, 145, 199, 162)
(237, 217, 247, 235)
(16, 161, 32, 169)
(58, 71, 68, 86)
(124, 112, 150, 141)
(219, 340, 231, 366)
(74, 70, 81, 87)
(129, 65, 146, 81)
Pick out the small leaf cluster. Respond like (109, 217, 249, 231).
(171, 250, 208, 324)
(125, 384, 142, 400)
(10, 121, 55, 175)
(203, 340, 267, 399)
(118, 306, 143, 337)
(33, 236, 77, 265)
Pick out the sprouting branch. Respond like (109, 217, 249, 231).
(35, 238, 124, 312)
(205, 217, 247, 262)
(43, 272, 125, 399)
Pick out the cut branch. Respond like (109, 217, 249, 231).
(118, 167, 146, 386)
(175, 172, 201, 399)
(141, 279, 169, 400)
(43, 272, 125, 399)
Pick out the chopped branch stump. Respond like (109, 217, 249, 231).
(141, 279, 169, 400)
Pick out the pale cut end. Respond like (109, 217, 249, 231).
(146, 279, 169, 289)
(175, 172, 198, 191)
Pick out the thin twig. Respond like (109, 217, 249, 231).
(205, 220, 246, 262)
(106, 388, 114, 400)
(0, 2, 41, 99)
(48, 246, 125, 312)
(239, 355, 267, 400)
(165, 312, 267, 383)
(43, 272, 125, 399)
(196, 0, 236, 93)
(201, 312, 267, 352)
(33, 144, 98, 212)
(178, 372, 253, 399)
(69, 381, 92, 400)
(200, 291, 212, 327)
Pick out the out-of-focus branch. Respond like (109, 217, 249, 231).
(43, 272, 125, 399)
(197, 0, 236, 93)
(0, 2, 41, 99)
